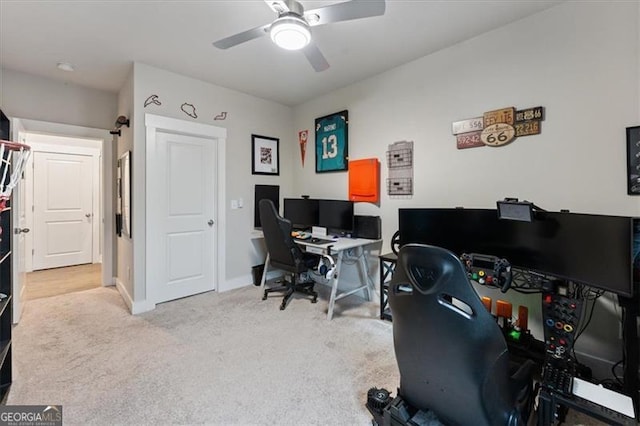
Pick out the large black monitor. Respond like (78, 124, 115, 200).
(399, 208, 634, 297)
(283, 198, 319, 230)
(254, 185, 279, 228)
(318, 199, 354, 234)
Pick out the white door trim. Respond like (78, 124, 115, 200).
(11, 118, 27, 324)
(8, 119, 113, 295)
(24, 140, 101, 271)
(145, 113, 227, 311)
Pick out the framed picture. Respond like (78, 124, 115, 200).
(627, 126, 640, 195)
(118, 151, 132, 237)
(315, 110, 349, 173)
(252, 134, 279, 175)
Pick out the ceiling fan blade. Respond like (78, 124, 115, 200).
(303, 42, 330, 72)
(305, 0, 385, 27)
(213, 24, 270, 49)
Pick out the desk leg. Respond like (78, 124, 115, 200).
(260, 253, 270, 290)
(356, 246, 374, 302)
(327, 251, 344, 321)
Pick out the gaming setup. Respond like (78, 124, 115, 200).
(366, 201, 639, 425)
(283, 197, 354, 240)
(254, 186, 356, 240)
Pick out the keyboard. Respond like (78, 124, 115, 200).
(307, 237, 334, 245)
(542, 362, 573, 395)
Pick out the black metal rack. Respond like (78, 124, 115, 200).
(0, 204, 12, 403)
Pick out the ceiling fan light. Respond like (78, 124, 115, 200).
(270, 16, 311, 50)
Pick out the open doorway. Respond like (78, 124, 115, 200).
(11, 118, 115, 323)
(24, 133, 102, 300)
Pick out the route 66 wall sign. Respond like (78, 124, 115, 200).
(452, 106, 544, 149)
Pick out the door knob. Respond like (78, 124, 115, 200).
(208, 220, 214, 226)
(85, 213, 92, 218)
(14, 228, 30, 234)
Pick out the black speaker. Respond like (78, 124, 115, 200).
(354, 215, 381, 239)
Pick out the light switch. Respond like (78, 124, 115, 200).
(238, 198, 244, 208)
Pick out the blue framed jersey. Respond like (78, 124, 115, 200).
(315, 110, 348, 173)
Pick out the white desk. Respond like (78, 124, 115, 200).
(259, 235, 380, 320)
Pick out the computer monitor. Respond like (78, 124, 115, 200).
(283, 198, 319, 230)
(318, 199, 354, 234)
(399, 208, 634, 297)
(254, 185, 279, 228)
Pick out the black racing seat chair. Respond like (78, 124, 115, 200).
(259, 199, 319, 310)
(388, 244, 536, 426)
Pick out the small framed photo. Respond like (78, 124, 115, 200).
(252, 134, 279, 175)
(627, 126, 640, 195)
(315, 110, 349, 173)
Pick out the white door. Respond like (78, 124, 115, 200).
(11, 122, 27, 323)
(33, 151, 93, 270)
(155, 132, 216, 303)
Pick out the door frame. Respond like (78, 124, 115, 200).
(25, 138, 101, 271)
(10, 118, 27, 323)
(145, 113, 226, 310)
(9, 119, 113, 325)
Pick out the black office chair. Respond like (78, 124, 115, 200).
(387, 244, 535, 426)
(259, 199, 319, 310)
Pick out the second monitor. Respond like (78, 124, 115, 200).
(283, 198, 319, 230)
(319, 199, 354, 235)
(283, 198, 354, 234)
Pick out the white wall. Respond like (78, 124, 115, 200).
(116, 68, 135, 305)
(295, 2, 639, 246)
(127, 63, 294, 307)
(293, 2, 639, 376)
(0, 68, 117, 130)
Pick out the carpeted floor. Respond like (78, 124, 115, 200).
(9, 285, 398, 425)
(8, 285, 611, 425)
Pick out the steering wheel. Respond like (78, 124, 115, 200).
(391, 231, 401, 255)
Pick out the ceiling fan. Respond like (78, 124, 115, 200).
(212, 0, 386, 72)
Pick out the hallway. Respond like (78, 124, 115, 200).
(25, 263, 102, 300)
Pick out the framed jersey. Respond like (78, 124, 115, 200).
(315, 110, 349, 173)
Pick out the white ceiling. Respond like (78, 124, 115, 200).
(0, 0, 564, 106)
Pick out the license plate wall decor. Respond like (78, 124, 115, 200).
(453, 106, 545, 149)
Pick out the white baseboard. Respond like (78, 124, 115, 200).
(219, 274, 252, 292)
(115, 278, 155, 314)
(219, 271, 283, 293)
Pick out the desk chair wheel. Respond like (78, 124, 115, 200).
(262, 291, 268, 301)
(311, 295, 318, 303)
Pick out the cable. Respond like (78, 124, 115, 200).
(571, 291, 600, 365)
(611, 359, 624, 385)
